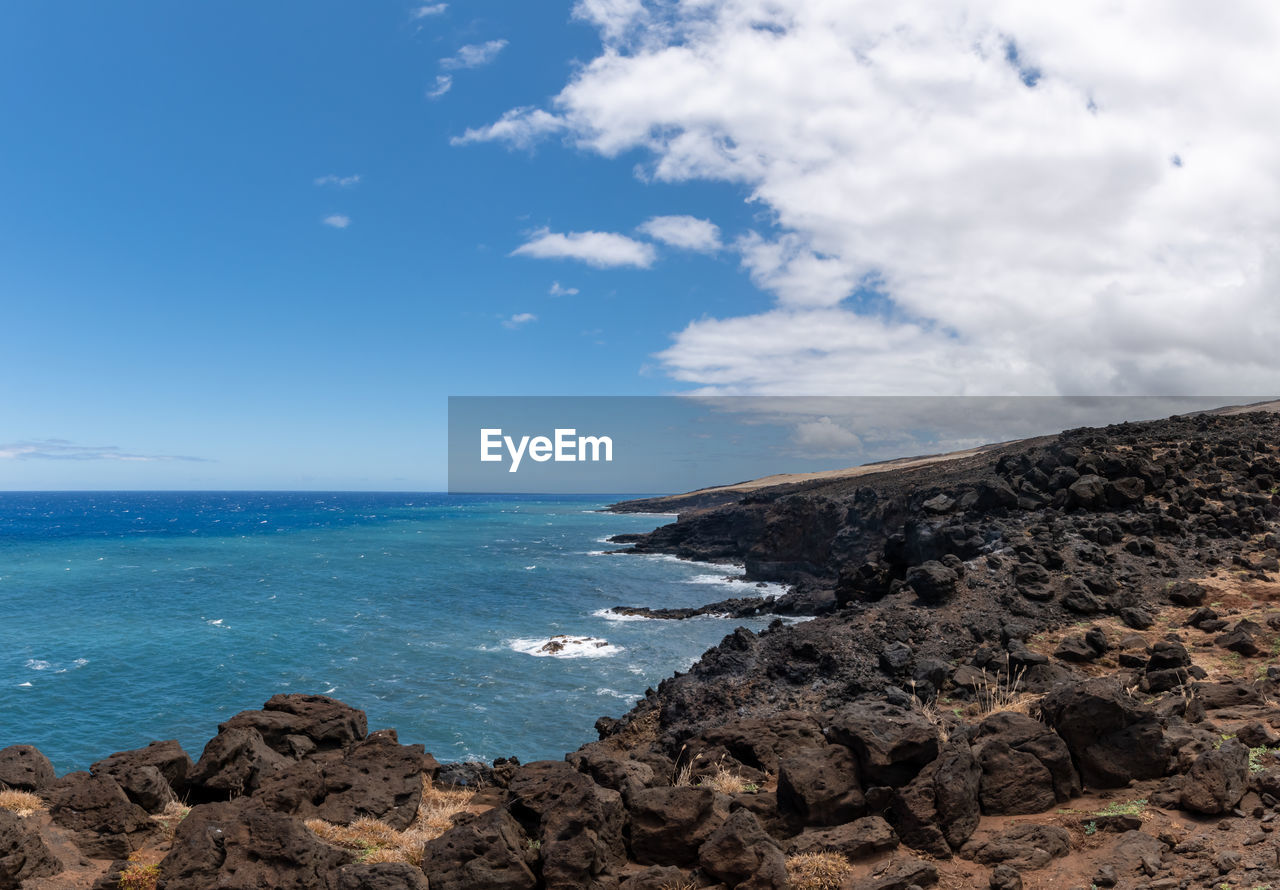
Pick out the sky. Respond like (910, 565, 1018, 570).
(1, 1, 1278, 490)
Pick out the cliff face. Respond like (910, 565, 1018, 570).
(7, 409, 1280, 890)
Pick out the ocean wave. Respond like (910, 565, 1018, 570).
(508, 635, 623, 658)
(596, 687, 640, 702)
(24, 659, 50, 671)
(683, 574, 791, 599)
(591, 608, 653, 622)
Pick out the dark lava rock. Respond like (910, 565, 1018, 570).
(972, 712, 1079, 814)
(905, 561, 959, 603)
(507, 760, 625, 890)
(1054, 635, 1100, 662)
(698, 808, 787, 890)
(847, 857, 939, 890)
(187, 726, 292, 799)
(1039, 679, 1169, 788)
(337, 863, 429, 890)
(960, 823, 1071, 870)
(160, 799, 351, 890)
(619, 866, 691, 890)
(787, 815, 899, 859)
(1194, 679, 1263, 710)
(989, 864, 1023, 890)
(0, 809, 62, 888)
(826, 701, 940, 787)
(887, 741, 981, 857)
(1216, 623, 1261, 656)
(47, 772, 158, 859)
(1167, 581, 1207, 606)
(777, 745, 864, 826)
(421, 808, 537, 890)
(0, 746, 55, 793)
(1181, 739, 1249, 814)
(627, 786, 728, 867)
(220, 694, 369, 757)
(92, 740, 193, 809)
(693, 713, 825, 774)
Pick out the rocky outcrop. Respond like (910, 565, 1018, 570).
(0, 746, 56, 793)
(0, 810, 61, 888)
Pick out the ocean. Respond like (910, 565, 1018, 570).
(0, 492, 788, 773)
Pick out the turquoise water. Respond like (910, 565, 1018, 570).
(0, 493, 785, 772)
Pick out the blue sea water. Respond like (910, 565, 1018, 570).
(0, 492, 788, 773)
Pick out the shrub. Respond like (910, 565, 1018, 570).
(118, 862, 160, 890)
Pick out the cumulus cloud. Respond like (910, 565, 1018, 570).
(410, 3, 447, 18)
(549, 281, 580, 296)
(637, 215, 722, 252)
(322, 214, 351, 229)
(314, 174, 361, 188)
(512, 228, 657, 268)
(503, 312, 538, 328)
(463, 0, 1280, 395)
(427, 74, 453, 99)
(791, 416, 863, 455)
(0, 439, 208, 462)
(441, 39, 508, 70)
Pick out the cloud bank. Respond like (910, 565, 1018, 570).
(465, 0, 1280, 395)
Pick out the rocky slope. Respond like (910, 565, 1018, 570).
(5, 409, 1280, 889)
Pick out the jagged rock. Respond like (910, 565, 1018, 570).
(160, 799, 350, 890)
(187, 726, 292, 799)
(1237, 722, 1279, 748)
(972, 712, 1079, 814)
(1216, 623, 1261, 656)
(337, 863, 429, 890)
(1104, 477, 1145, 507)
(421, 808, 537, 890)
(507, 760, 625, 890)
(1167, 581, 1207, 606)
(568, 743, 657, 803)
(627, 786, 728, 867)
(1067, 475, 1107, 509)
(787, 815, 899, 858)
(1194, 679, 1264, 710)
(1119, 607, 1155, 629)
(1102, 830, 1166, 877)
(693, 713, 825, 773)
(826, 701, 939, 786)
(91, 740, 193, 798)
(888, 742, 980, 857)
(252, 729, 436, 830)
(1181, 739, 1249, 814)
(698, 809, 787, 890)
(989, 864, 1022, 890)
(1039, 679, 1169, 787)
(219, 694, 368, 757)
(776, 745, 864, 826)
(0, 746, 55, 793)
(0, 809, 62, 887)
(847, 857, 939, 890)
(1054, 635, 1099, 662)
(960, 823, 1071, 870)
(47, 772, 158, 859)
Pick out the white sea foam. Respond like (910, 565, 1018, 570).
(18, 682, 32, 687)
(25, 659, 50, 671)
(683, 574, 791, 599)
(596, 687, 640, 702)
(591, 608, 653, 622)
(508, 635, 623, 658)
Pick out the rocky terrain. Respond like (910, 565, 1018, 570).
(6, 408, 1280, 889)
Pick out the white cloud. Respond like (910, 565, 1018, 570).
(637, 215, 722, 252)
(452, 107, 566, 149)
(322, 215, 351, 229)
(503, 312, 538, 329)
(441, 39, 508, 70)
(0, 439, 207, 462)
(411, 4, 447, 19)
(427, 74, 453, 99)
(549, 281, 580, 296)
(314, 174, 361, 188)
(512, 228, 657, 268)
(791, 416, 863, 455)
(464, 0, 1280, 395)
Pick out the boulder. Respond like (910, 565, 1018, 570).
(421, 808, 537, 890)
(253, 730, 436, 830)
(693, 713, 825, 774)
(905, 561, 959, 603)
(160, 799, 350, 890)
(47, 772, 158, 859)
(0, 746, 55, 793)
(1039, 679, 1169, 787)
(972, 712, 1079, 814)
(1193, 679, 1263, 710)
(826, 702, 940, 786)
(619, 866, 691, 890)
(187, 726, 292, 799)
(1167, 581, 1207, 606)
(776, 745, 864, 826)
(787, 816, 899, 859)
(91, 740, 193, 797)
(888, 742, 981, 857)
(960, 823, 1071, 870)
(698, 809, 787, 890)
(1102, 830, 1165, 877)
(568, 743, 656, 803)
(0, 809, 62, 887)
(1180, 739, 1249, 814)
(989, 864, 1022, 890)
(219, 694, 368, 756)
(507, 760, 625, 890)
(847, 857, 939, 890)
(627, 786, 728, 867)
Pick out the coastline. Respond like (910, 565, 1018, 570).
(6, 408, 1280, 888)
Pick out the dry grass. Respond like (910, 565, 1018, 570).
(696, 761, 759, 795)
(974, 666, 1040, 719)
(306, 776, 474, 866)
(0, 789, 45, 817)
(658, 880, 697, 890)
(786, 851, 853, 890)
(152, 800, 190, 842)
(909, 680, 951, 742)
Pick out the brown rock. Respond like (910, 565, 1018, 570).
(628, 786, 728, 867)
(0, 746, 56, 793)
(0, 809, 62, 887)
(47, 772, 158, 859)
(777, 745, 864, 826)
(421, 808, 537, 890)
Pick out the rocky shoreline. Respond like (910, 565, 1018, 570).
(6, 409, 1280, 889)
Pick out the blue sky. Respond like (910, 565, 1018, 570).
(0, 2, 768, 489)
(3, 2, 1276, 489)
